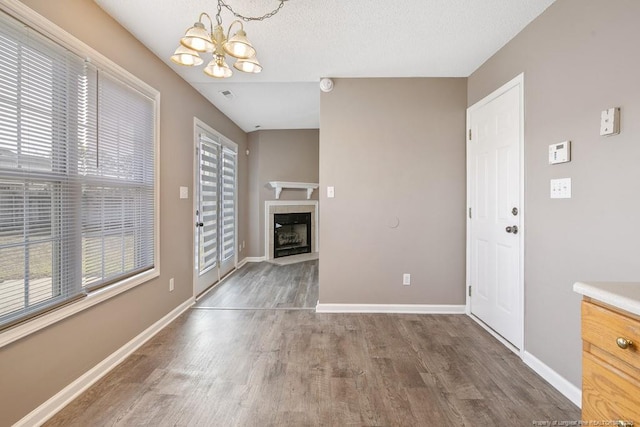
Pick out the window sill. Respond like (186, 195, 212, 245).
(0, 268, 159, 348)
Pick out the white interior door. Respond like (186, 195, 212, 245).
(194, 120, 237, 296)
(467, 75, 523, 350)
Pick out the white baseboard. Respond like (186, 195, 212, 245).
(16, 298, 195, 427)
(467, 313, 581, 408)
(238, 256, 265, 269)
(467, 313, 520, 356)
(315, 303, 466, 314)
(523, 351, 582, 408)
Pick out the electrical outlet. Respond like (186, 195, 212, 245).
(169, 278, 174, 292)
(403, 273, 411, 286)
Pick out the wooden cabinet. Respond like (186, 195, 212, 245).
(581, 299, 640, 424)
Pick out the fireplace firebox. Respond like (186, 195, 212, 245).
(274, 212, 312, 258)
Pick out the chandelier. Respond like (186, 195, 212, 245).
(170, 0, 287, 78)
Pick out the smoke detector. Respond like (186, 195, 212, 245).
(319, 78, 334, 93)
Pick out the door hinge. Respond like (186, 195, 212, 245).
(468, 129, 472, 140)
(468, 286, 472, 297)
(468, 207, 472, 219)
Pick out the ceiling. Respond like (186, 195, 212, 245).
(94, 0, 555, 132)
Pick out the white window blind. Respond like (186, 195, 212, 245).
(221, 146, 236, 262)
(81, 72, 155, 291)
(0, 11, 156, 330)
(198, 132, 219, 274)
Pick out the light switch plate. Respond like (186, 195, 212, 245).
(327, 186, 335, 198)
(550, 178, 571, 199)
(179, 186, 188, 199)
(600, 107, 620, 136)
(549, 141, 571, 164)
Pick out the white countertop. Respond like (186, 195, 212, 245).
(573, 281, 640, 316)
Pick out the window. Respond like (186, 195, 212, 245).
(80, 72, 155, 291)
(0, 10, 157, 332)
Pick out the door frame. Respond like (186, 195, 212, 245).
(465, 73, 525, 354)
(192, 117, 239, 298)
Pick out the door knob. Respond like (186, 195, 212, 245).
(505, 225, 519, 234)
(196, 222, 204, 227)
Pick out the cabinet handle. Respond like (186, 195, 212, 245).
(616, 337, 633, 349)
(616, 421, 633, 427)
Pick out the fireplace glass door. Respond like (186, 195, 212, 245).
(274, 213, 311, 258)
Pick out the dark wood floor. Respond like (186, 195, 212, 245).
(46, 261, 579, 426)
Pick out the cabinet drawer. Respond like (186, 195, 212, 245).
(582, 301, 640, 368)
(582, 352, 640, 423)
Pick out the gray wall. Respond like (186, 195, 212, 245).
(468, 0, 640, 387)
(246, 129, 320, 258)
(0, 1, 248, 425)
(319, 78, 467, 305)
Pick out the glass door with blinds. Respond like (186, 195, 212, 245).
(194, 121, 237, 296)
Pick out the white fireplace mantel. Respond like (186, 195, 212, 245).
(269, 181, 318, 200)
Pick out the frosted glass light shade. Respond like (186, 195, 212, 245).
(170, 45, 203, 66)
(203, 57, 233, 78)
(180, 22, 214, 52)
(233, 55, 262, 73)
(223, 29, 256, 59)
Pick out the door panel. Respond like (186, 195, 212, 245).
(468, 76, 523, 349)
(476, 239, 489, 299)
(496, 243, 512, 311)
(194, 123, 237, 296)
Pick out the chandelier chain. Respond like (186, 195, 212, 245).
(217, 0, 287, 22)
(216, 1, 223, 25)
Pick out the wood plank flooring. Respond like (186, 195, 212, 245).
(46, 261, 579, 426)
(196, 260, 318, 309)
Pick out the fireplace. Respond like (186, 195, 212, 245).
(265, 200, 318, 260)
(273, 212, 311, 258)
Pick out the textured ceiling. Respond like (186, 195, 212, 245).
(94, 0, 555, 132)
